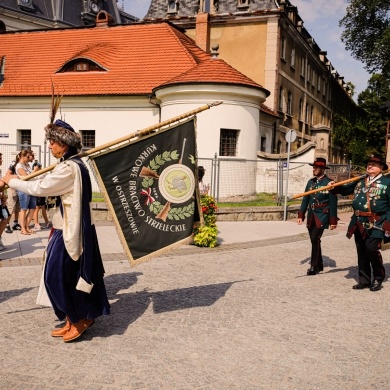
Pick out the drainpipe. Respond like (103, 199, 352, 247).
(0, 56, 5, 86)
(149, 94, 161, 123)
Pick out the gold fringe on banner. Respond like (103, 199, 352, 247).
(15, 103, 220, 267)
(89, 116, 202, 267)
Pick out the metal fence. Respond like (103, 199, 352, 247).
(0, 143, 103, 196)
(198, 155, 352, 203)
(0, 143, 42, 176)
(0, 143, 352, 204)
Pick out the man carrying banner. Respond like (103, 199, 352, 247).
(334, 155, 390, 291)
(297, 157, 338, 275)
(1, 119, 110, 342)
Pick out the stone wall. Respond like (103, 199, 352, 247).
(216, 199, 352, 221)
(91, 199, 353, 223)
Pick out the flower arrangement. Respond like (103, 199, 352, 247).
(193, 195, 218, 247)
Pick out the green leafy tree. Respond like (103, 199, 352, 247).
(357, 73, 390, 157)
(331, 75, 368, 164)
(339, 0, 390, 76)
(346, 81, 356, 97)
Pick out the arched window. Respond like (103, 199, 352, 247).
(291, 48, 295, 67)
(199, 0, 211, 12)
(287, 92, 292, 115)
(299, 99, 303, 120)
(279, 87, 284, 112)
(277, 140, 282, 153)
(281, 36, 286, 60)
(305, 103, 309, 123)
(238, 0, 250, 8)
(167, 0, 179, 13)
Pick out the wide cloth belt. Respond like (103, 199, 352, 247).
(310, 202, 329, 209)
(355, 210, 384, 221)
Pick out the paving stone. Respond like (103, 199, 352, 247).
(2, 215, 390, 388)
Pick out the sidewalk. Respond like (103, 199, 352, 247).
(0, 213, 351, 265)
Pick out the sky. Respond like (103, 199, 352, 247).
(122, 0, 371, 100)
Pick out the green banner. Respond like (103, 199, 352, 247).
(91, 119, 200, 266)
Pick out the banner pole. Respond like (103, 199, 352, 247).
(20, 101, 223, 182)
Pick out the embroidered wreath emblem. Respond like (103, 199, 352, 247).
(140, 150, 195, 219)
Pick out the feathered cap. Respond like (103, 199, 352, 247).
(45, 83, 83, 150)
(45, 119, 83, 150)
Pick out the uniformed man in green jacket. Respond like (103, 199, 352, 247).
(336, 154, 390, 291)
(298, 158, 338, 275)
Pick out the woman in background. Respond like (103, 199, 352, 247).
(15, 150, 37, 235)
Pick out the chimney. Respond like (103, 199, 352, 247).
(196, 12, 210, 54)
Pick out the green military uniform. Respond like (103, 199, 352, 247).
(298, 175, 338, 230)
(337, 171, 390, 287)
(298, 157, 338, 275)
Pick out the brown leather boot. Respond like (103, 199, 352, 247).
(63, 319, 95, 343)
(51, 317, 71, 337)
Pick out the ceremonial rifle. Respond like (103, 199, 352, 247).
(290, 168, 390, 200)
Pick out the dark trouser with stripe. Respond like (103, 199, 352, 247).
(354, 229, 385, 284)
(308, 224, 324, 270)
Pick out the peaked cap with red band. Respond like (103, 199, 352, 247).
(309, 157, 329, 169)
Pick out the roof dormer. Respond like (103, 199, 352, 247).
(58, 58, 106, 73)
(17, 0, 34, 12)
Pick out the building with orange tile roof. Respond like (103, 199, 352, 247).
(0, 13, 269, 198)
(144, 0, 363, 166)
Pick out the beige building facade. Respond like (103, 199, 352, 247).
(144, 0, 358, 164)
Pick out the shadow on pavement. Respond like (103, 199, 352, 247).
(152, 281, 237, 313)
(0, 287, 35, 304)
(104, 271, 143, 298)
(1, 235, 46, 259)
(99, 275, 246, 337)
(300, 255, 337, 268)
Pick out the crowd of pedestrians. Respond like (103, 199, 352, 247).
(0, 148, 51, 250)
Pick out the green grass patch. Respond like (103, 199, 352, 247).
(218, 192, 301, 207)
(92, 192, 105, 202)
(91, 191, 302, 207)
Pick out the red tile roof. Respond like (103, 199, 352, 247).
(155, 56, 265, 92)
(260, 103, 279, 117)
(0, 22, 267, 97)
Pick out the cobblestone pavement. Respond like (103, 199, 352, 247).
(2, 216, 390, 389)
